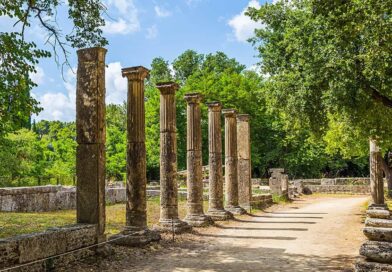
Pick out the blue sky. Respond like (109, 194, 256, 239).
(1, 0, 267, 122)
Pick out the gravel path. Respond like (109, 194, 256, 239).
(67, 195, 368, 272)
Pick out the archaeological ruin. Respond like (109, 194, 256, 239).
(0, 46, 389, 272)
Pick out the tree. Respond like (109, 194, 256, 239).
(247, 0, 392, 139)
(247, 0, 391, 181)
(0, 0, 107, 138)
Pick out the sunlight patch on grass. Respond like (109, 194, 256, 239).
(0, 197, 210, 239)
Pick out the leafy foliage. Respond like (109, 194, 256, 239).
(0, 0, 107, 138)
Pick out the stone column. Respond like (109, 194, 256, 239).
(223, 109, 246, 215)
(370, 139, 385, 206)
(183, 93, 212, 226)
(76, 47, 106, 239)
(206, 102, 233, 221)
(269, 168, 285, 195)
(156, 82, 191, 233)
(237, 114, 252, 210)
(110, 66, 160, 246)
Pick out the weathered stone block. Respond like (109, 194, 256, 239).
(0, 238, 18, 269)
(360, 240, 392, 263)
(364, 227, 392, 242)
(76, 144, 106, 235)
(76, 47, 106, 144)
(366, 218, 392, 228)
(367, 209, 391, 219)
(355, 257, 392, 272)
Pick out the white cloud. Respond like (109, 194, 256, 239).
(35, 62, 127, 122)
(105, 62, 127, 104)
(228, 0, 264, 42)
(146, 25, 158, 39)
(154, 6, 172, 17)
(103, 0, 140, 35)
(30, 66, 45, 85)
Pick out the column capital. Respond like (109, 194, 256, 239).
(222, 109, 237, 118)
(237, 114, 250, 122)
(206, 101, 222, 112)
(156, 82, 180, 95)
(184, 93, 203, 104)
(122, 66, 150, 81)
(77, 47, 107, 62)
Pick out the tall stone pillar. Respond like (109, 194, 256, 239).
(237, 114, 252, 210)
(110, 66, 160, 246)
(183, 93, 213, 226)
(156, 82, 191, 233)
(223, 109, 246, 215)
(76, 47, 106, 239)
(206, 102, 233, 221)
(370, 139, 385, 206)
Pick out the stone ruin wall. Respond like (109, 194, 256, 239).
(290, 178, 371, 195)
(0, 184, 273, 213)
(0, 224, 97, 271)
(0, 185, 126, 212)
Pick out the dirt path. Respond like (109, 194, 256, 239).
(69, 196, 368, 272)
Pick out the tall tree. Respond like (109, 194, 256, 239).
(0, 0, 107, 138)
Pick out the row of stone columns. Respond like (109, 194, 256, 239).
(75, 47, 253, 242)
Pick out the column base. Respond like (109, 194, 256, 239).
(207, 209, 234, 221)
(109, 227, 161, 247)
(239, 204, 251, 211)
(154, 218, 192, 234)
(225, 205, 247, 215)
(184, 213, 214, 227)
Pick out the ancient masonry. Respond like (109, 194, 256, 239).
(110, 66, 160, 246)
(206, 102, 233, 220)
(0, 46, 272, 270)
(222, 109, 246, 215)
(75, 47, 107, 239)
(237, 114, 252, 210)
(355, 140, 392, 271)
(156, 82, 192, 233)
(183, 93, 213, 227)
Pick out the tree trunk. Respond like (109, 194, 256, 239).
(381, 151, 392, 198)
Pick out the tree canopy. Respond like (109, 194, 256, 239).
(247, 0, 392, 147)
(0, 0, 107, 138)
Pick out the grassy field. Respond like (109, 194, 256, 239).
(0, 197, 208, 239)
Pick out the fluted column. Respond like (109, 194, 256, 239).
(237, 114, 252, 210)
(122, 66, 149, 229)
(76, 47, 107, 239)
(109, 67, 161, 246)
(223, 109, 246, 215)
(183, 93, 212, 226)
(156, 82, 191, 233)
(370, 139, 385, 206)
(206, 102, 233, 220)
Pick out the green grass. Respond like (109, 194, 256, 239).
(0, 197, 210, 239)
(272, 194, 290, 204)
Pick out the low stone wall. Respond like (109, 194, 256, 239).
(289, 178, 370, 195)
(0, 224, 97, 271)
(0, 186, 211, 212)
(305, 185, 370, 194)
(0, 186, 129, 212)
(305, 185, 370, 195)
(251, 194, 273, 209)
(292, 177, 370, 186)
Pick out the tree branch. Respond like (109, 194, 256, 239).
(364, 84, 392, 108)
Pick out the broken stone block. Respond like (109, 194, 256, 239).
(355, 257, 392, 272)
(364, 227, 392, 242)
(367, 209, 391, 219)
(360, 240, 392, 263)
(366, 218, 392, 228)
